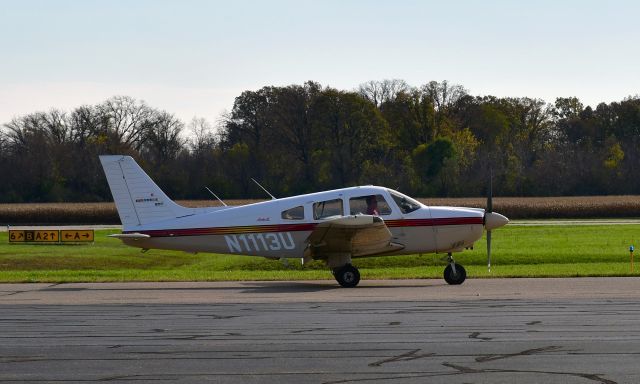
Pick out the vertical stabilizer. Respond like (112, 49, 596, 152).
(99, 155, 193, 229)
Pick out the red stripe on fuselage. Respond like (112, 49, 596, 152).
(135, 223, 318, 237)
(128, 217, 483, 237)
(385, 217, 483, 227)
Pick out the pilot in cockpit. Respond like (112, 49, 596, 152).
(366, 195, 379, 216)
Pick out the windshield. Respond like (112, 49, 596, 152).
(388, 190, 422, 214)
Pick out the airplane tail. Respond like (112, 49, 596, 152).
(99, 155, 193, 230)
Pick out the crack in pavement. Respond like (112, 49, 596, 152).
(368, 349, 435, 367)
(320, 362, 619, 384)
(0, 355, 45, 363)
(475, 345, 564, 362)
(291, 328, 326, 334)
(443, 362, 618, 384)
(468, 331, 492, 341)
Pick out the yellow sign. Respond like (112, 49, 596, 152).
(8, 229, 94, 243)
(60, 230, 94, 242)
(9, 230, 26, 242)
(25, 230, 59, 243)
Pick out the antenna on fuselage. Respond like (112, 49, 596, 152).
(251, 178, 277, 200)
(205, 187, 228, 206)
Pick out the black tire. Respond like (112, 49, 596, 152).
(334, 264, 360, 288)
(444, 263, 466, 285)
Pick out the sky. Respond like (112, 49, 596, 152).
(1, 0, 639, 126)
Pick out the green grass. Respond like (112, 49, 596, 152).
(0, 225, 638, 282)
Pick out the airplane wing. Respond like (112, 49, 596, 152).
(304, 215, 404, 260)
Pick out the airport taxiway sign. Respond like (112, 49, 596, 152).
(11, 230, 60, 243)
(9, 229, 94, 243)
(8, 230, 26, 243)
(60, 230, 94, 242)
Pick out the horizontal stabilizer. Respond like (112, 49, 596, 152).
(108, 233, 151, 239)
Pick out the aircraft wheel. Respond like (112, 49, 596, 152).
(334, 264, 360, 288)
(444, 263, 466, 285)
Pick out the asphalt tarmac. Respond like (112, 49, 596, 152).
(1, 278, 639, 383)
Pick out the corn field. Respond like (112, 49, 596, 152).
(1, 196, 639, 225)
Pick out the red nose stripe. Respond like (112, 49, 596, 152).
(385, 217, 483, 227)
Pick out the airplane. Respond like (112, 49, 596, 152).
(99, 155, 509, 287)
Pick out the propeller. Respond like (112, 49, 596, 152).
(483, 168, 509, 272)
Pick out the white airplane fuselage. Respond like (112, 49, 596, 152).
(120, 186, 484, 258)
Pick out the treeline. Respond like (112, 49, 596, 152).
(1, 80, 639, 203)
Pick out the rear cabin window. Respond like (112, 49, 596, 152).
(313, 198, 344, 220)
(281, 206, 304, 220)
(349, 194, 392, 216)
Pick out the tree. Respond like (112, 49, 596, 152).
(4, 81, 640, 202)
(97, 96, 155, 151)
(421, 80, 467, 139)
(380, 89, 436, 148)
(222, 87, 278, 184)
(141, 111, 184, 163)
(188, 117, 217, 155)
(312, 88, 392, 188)
(269, 81, 321, 192)
(358, 79, 410, 107)
(412, 137, 456, 193)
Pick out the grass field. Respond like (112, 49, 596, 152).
(0, 224, 638, 283)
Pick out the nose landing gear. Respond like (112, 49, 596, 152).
(443, 253, 466, 285)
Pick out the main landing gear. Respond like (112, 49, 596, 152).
(444, 253, 466, 285)
(330, 256, 466, 288)
(333, 264, 360, 288)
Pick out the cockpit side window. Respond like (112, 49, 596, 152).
(389, 190, 422, 214)
(349, 194, 392, 216)
(313, 198, 344, 220)
(281, 206, 304, 220)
